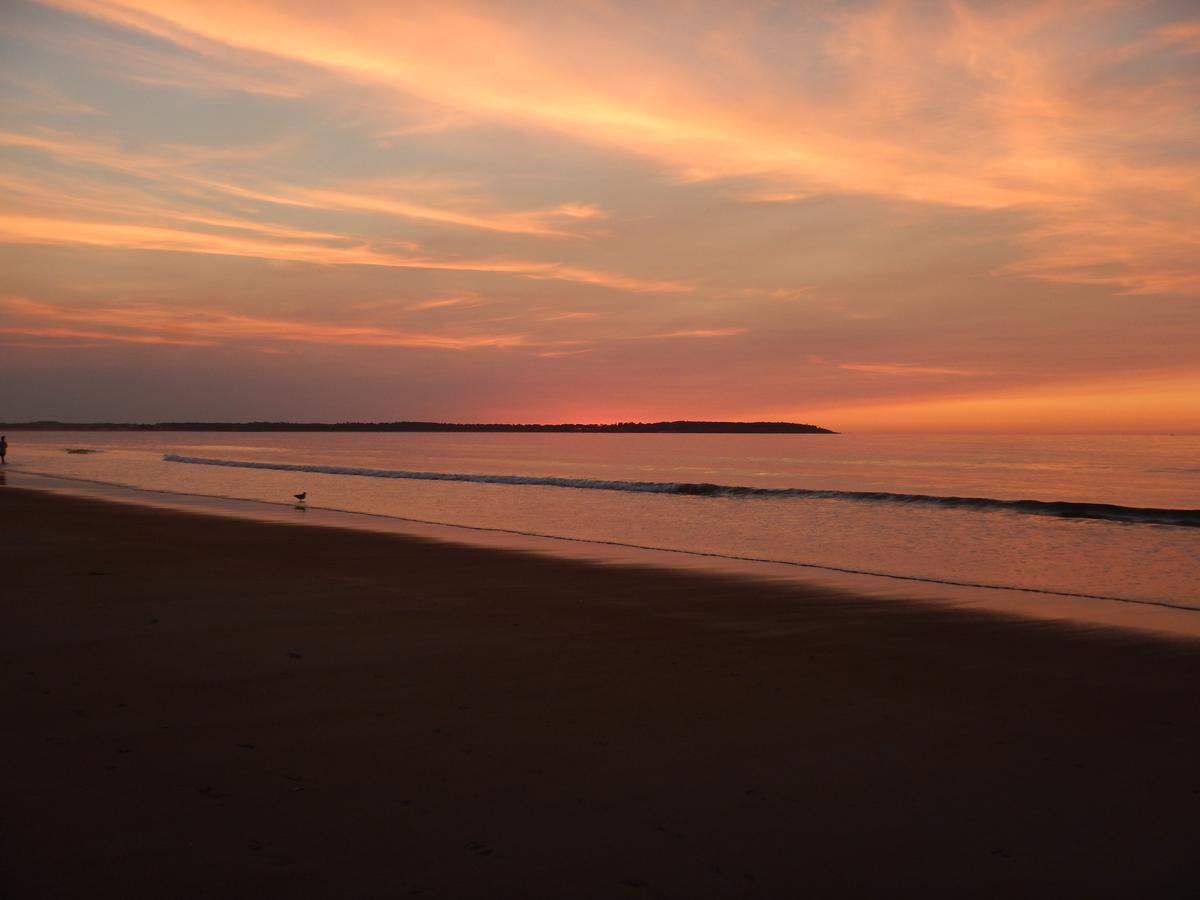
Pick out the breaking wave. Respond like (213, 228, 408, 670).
(162, 454, 1200, 528)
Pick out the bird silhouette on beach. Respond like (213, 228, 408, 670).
(293, 491, 307, 509)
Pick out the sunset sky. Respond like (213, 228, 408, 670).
(1, 0, 1197, 430)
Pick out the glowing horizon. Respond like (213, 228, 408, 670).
(1, 1, 1197, 431)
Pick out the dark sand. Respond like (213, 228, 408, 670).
(3, 486, 1199, 898)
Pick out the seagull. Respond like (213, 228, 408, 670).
(293, 491, 307, 502)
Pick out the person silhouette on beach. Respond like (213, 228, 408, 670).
(0, 435, 7, 464)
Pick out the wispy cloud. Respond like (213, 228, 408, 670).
(1, 296, 525, 350)
(44, 0, 1199, 295)
(193, 176, 606, 238)
(535, 347, 594, 358)
(838, 363, 993, 377)
(0, 324, 211, 346)
(642, 328, 747, 339)
(0, 212, 686, 292)
(404, 295, 484, 312)
(0, 75, 101, 117)
(0, 128, 605, 239)
(0, 125, 679, 291)
(0, 127, 293, 171)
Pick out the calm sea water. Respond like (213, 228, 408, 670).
(6, 431, 1199, 617)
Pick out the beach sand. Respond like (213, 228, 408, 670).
(3, 486, 1199, 898)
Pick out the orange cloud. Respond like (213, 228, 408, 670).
(1, 296, 525, 350)
(644, 328, 747, 339)
(192, 176, 604, 238)
(0, 325, 211, 346)
(0, 212, 686, 293)
(838, 363, 993, 377)
(0, 126, 291, 174)
(535, 348, 594, 358)
(404, 295, 483, 312)
(44, 0, 1199, 295)
(1, 127, 606, 239)
(1, 126, 686, 294)
(1140, 22, 1200, 55)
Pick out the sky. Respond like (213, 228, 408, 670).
(1, 0, 1197, 431)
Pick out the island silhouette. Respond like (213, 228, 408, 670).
(1, 419, 835, 434)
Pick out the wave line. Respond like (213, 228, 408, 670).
(162, 454, 1200, 528)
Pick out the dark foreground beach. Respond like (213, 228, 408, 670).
(3, 487, 1199, 898)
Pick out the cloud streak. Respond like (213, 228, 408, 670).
(0, 125, 682, 292)
(838, 363, 993, 377)
(0, 127, 609, 240)
(1, 296, 526, 350)
(644, 328, 747, 339)
(191, 176, 607, 238)
(0, 212, 687, 293)
(41, 0, 1200, 295)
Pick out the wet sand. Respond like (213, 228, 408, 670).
(3, 486, 1199, 898)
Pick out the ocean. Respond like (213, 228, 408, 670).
(6, 430, 1199, 628)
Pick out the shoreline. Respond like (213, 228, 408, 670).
(10, 468, 1200, 639)
(4, 486, 1200, 897)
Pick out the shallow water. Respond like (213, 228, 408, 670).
(6, 431, 1198, 618)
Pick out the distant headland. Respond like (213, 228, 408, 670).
(1, 420, 836, 434)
